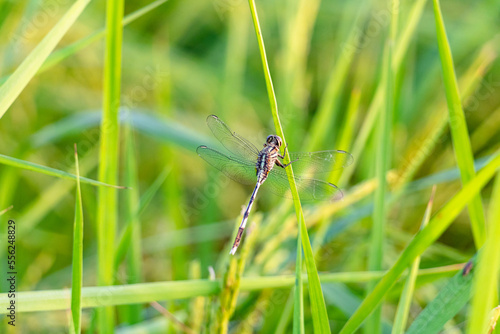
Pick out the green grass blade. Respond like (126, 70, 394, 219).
(305, 2, 369, 152)
(0, 0, 90, 119)
(216, 215, 260, 333)
(0, 265, 460, 314)
(114, 166, 171, 270)
(121, 122, 143, 324)
(344, 0, 427, 183)
(163, 157, 189, 280)
(330, 87, 360, 185)
(433, 0, 486, 247)
(391, 186, 436, 334)
(366, 1, 398, 332)
(96, 0, 124, 331)
(15, 147, 99, 240)
(187, 261, 205, 333)
(0, 0, 168, 85)
(293, 225, 304, 334)
(276, 291, 295, 334)
(339, 152, 500, 334)
(393, 0, 428, 68)
(247, 0, 330, 332)
(70, 145, 84, 334)
(394, 43, 496, 191)
(467, 171, 500, 334)
(406, 256, 476, 334)
(39, 0, 168, 77)
(336, 88, 361, 154)
(0, 153, 123, 188)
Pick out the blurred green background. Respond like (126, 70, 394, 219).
(0, 0, 499, 332)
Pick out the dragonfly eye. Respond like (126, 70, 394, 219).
(275, 136, 282, 147)
(266, 135, 282, 147)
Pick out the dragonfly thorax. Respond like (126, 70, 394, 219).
(256, 144, 280, 183)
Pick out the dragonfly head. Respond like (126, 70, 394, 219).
(266, 135, 282, 148)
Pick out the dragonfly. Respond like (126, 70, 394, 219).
(197, 115, 353, 255)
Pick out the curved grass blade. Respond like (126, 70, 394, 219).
(433, 0, 486, 247)
(339, 152, 500, 334)
(70, 145, 84, 334)
(247, 0, 330, 332)
(0, 153, 124, 188)
(394, 41, 497, 191)
(15, 146, 100, 240)
(294, 224, 304, 334)
(0, 265, 459, 314)
(0, 0, 169, 85)
(392, 186, 436, 334)
(366, 1, 398, 332)
(406, 256, 476, 334)
(0, 0, 91, 119)
(467, 171, 500, 334)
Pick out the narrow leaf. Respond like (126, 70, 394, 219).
(406, 256, 476, 334)
(433, 0, 486, 247)
(339, 152, 500, 334)
(70, 145, 84, 334)
(366, 1, 398, 332)
(0, 153, 124, 188)
(0, 265, 461, 313)
(467, 171, 500, 333)
(392, 186, 436, 334)
(0, 0, 91, 119)
(247, 0, 331, 332)
(96, 0, 124, 331)
(293, 224, 305, 334)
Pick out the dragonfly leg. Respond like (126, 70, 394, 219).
(278, 143, 299, 168)
(276, 157, 299, 169)
(278, 143, 289, 159)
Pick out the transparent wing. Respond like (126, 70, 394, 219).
(286, 150, 354, 177)
(198, 146, 343, 201)
(206, 114, 259, 162)
(197, 146, 257, 185)
(265, 169, 343, 202)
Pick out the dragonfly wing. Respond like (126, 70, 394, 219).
(206, 115, 260, 161)
(265, 169, 343, 202)
(287, 150, 354, 176)
(197, 146, 256, 185)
